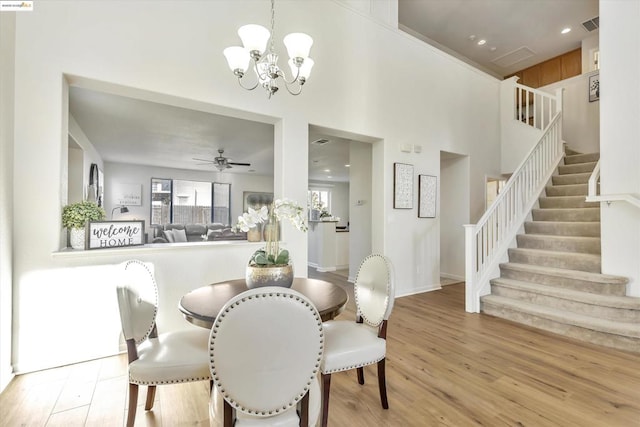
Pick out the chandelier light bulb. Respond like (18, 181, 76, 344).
(238, 24, 271, 55)
(283, 32, 313, 60)
(223, 46, 250, 75)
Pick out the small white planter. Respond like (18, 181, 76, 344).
(69, 228, 86, 250)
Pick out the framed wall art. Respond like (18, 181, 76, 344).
(418, 174, 437, 218)
(589, 73, 599, 102)
(393, 163, 413, 209)
(243, 191, 273, 212)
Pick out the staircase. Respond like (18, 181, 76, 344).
(481, 149, 640, 353)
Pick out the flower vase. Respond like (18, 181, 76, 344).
(246, 263, 294, 289)
(247, 225, 262, 242)
(69, 227, 86, 250)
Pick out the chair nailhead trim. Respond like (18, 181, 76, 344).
(131, 374, 210, 385)
(321, 356, 385, 374)
(353, 254, 391, 327)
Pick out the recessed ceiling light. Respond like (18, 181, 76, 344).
(477, 39, 486, 46)
(468, 35, 476, 41)
(344, 164, 350, 167)
(561, 27, 571, 34)
(324, 169, 331, 172)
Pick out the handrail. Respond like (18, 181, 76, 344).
(464, 112, 564, 313)
(514, 83, 559, 131)
(586, 160, 640, 208)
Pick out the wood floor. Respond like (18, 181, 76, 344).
(2, 270, 639, 426)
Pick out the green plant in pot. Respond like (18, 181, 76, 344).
(234, 198, 307, 288)
(62, 201, 106, 249)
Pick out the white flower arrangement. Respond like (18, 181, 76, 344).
(235, 198, 308, 266)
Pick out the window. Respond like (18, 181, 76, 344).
(151, 178, 231, 226)
(213, 183, 231, 225)
(151, 178, 172, 225)
(308, 189, 331, 214)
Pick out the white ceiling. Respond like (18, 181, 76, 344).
(69, 1, 599, 183)
(398, 0, 598, 77)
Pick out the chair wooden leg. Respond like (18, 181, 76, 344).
(299, 392, 309, 427)
(377, 358, 389, 409)
(321, 373, 331, 427)
(223, 399, 234, 427)
(145, 385, 156, 410)
(126, 383, 139, 427)
(357, 367, 365, 385)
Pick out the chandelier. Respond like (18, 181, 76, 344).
(223, 0, 314, 98)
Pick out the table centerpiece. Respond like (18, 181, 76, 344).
(234, 198, 307, 288)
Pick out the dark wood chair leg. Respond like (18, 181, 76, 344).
(126, 383, 139, 427)
(223, 399, 234, 427)
(145, 385, 156, 410)
(377, 358, 389, 409)
(357, 367, 365, 385)
(299, 392, 309, 427)
(321, 373, 332, 427)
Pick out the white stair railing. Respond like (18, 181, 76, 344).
(586, 160, 640, 208)
(514, 83, 560, 131)
(464, 100, 564, 313)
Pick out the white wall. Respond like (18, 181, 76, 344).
(0, 11, 16, 391)
(440, 153, 470, 281)
(348, 141, 373, 281)
(599, 0, 640, 297)
(541, 71, 600, 154)
(581, 32, 600, 73)
(10, 0, 501, 373)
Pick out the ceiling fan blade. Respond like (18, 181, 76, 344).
(192, 157, 215, 163)
(227, 162, 251, 166)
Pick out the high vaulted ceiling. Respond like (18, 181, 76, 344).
(398, 0, 598, 78)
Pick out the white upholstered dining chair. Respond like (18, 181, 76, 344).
(208, 287, 324, 427)
(116, 259, 211, 427)
(319, 254, 395, 427)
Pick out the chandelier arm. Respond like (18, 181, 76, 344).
(237, 75, 259, 91)
(282, 80, 303, 96)
(276, 65, 302, 86)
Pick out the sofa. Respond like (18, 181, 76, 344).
(151, 223, 247, 243)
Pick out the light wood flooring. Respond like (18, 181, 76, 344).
(1, 271, 639, 426)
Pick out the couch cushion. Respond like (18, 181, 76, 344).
(173, 228, 188, 243)
(163, 230, 175, 243)
(185, 224, 207, 236)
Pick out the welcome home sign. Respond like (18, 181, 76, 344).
(87, 221, 145, 249)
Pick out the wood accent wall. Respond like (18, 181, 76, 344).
(506, 48, 581, 88)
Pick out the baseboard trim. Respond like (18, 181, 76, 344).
(397, 285, 442, 298)
(441, 272, 465, 281)
(316, 266, 337, 272)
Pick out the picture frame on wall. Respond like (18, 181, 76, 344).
(393, 162, 413, 209)
(243, 191, 273, 213)
(418, 174, 437, 218)
(589, 73, 599, 102)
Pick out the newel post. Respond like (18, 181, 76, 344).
(463, 224, 479, 313)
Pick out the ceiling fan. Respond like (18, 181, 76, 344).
(193, 149, 251, 172)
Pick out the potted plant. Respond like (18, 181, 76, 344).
(62, 200, 106, 249)
(234, 198, 307, 288)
